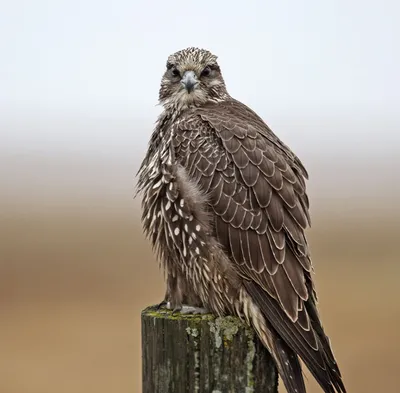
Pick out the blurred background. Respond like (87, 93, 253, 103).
(1, 1, 399, 392)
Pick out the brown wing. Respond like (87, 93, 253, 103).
(173, 100, 344, 391)
(175, 99, 313, 320)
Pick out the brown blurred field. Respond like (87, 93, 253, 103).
(1, 190, 400, 393)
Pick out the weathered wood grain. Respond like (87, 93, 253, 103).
(142, 306, 278, 393)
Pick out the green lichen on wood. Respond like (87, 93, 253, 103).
(143, 306, 214, 323)
(185, 327, 199, 337)
(207, 316, 257, 391)
(208, 315, 243, 349)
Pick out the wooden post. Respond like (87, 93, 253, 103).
(141, 305, 278, 393)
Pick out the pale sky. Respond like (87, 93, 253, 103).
(1, 0, 398, 115)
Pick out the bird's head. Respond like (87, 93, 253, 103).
(159, 47, 229, 110)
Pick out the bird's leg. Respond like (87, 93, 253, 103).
(162, 268, 209, 314)
(155, 284, 172, 310)
(171, 279, 210, 314)
(156, 271, 182, 312)
(168, 275, 184, 313)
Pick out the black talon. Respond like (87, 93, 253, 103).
(155, 300, 168, 310)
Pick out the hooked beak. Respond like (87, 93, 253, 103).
(181, 71, 198, 93)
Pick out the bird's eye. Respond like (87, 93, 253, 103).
(171, 67, 180, 77)
(201, 66, 211, 77)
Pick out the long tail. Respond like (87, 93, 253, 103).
(242, 289, 306, 393)
(242, 284, 346, 393)
(271, 333, 307, 393)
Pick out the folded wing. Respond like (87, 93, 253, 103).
(173, 99, 346, 393)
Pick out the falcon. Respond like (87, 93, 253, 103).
(136, 47, 346, 393)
